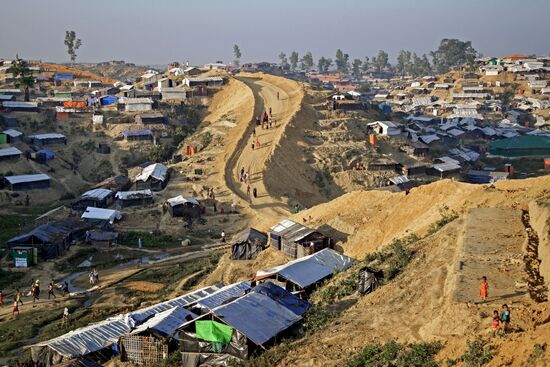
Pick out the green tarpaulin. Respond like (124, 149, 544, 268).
(0, 134, 7, 144)
(195, 320, 233, 344)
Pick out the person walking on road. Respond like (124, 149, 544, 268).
(48, 281, 56, 299)
(246, 184, 251, 197)
(12, 301, 19, 316)
(255, 136, 261, 148)
(62, 281, 70, 297)
(253, 187, 257, 199)
(221, 230, 226, 243)
(14, 288, 23, 305)
(277, 91, 280, 100)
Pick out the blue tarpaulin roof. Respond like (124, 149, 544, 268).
(194, 281, 251, 311)
(252, 282, 310, 316)
(256, 248, 355, 289)
(211, 282, 308, 345)
(54, 74, 73, 80)
(100, 95, 117, 105)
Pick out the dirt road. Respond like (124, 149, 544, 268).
(224, 75, 303, 228)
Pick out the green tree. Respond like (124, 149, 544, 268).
(278, 52, 289, 69)
(396, 50, 412, 76)
(233, 44, 242, 67)
(372, 50, 389, 74)
(301, 51, 314, 71)
(317, 57, 333, 73)
(361, 56, 370, 72)
(11, 56, 35, 101)
(410, 53, 432, 77)
(289, 51, 299, 71)
(335, 49, 350, 73)
(352, 58, 363, 80)
(430, 38, 478, 74)
(64, 30, 82, 63)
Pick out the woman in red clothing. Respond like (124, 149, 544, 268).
(480, 276, 488, 302)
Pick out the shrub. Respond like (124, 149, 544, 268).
(345, 340, 441, 367)
(460, 336, 494, 367)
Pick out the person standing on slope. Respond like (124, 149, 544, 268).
(480, 276, 488, 303)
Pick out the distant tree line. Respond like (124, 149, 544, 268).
(272, 38, 478, 78)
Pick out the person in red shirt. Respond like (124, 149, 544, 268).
(480, 276, 488, 302)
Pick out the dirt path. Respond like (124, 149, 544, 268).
(223, 74, 303, 228)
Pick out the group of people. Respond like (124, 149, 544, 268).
(239, 167, 257, 201)
(480, 276, 512, 336)
(3, 279, 71, 317)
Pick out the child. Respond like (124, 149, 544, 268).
(501, 304, 511, 333)
(480, 276, 488, 302)
(491, 310, 500, 337)
(12, 300, 19, 316)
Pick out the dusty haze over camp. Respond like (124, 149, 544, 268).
(2, 0, 550, 65)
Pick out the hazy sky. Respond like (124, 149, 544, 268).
(2, 0, 550, 66)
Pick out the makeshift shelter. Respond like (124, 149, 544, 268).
(0, 146, 22, 161)
(466, 170, 509, 184)
(256, 248, 355, 292)
(1, 101, 38, 112)
(3, 128, 23, 143)
(358, 267, 383, 296)
(269, 219, 331, 259)
(100, 95, 117, 106)
(73, 188, 114, 210)
(230, 228, 267, 260)
(489, 135, 550, 157)
(32, 149, 56, 163)
(86, 230, 118, 247)
(166, 196, 202, 218)
(2, 114, 18, 127)
(8, 218, 89, 260)
(30, 315, 133, 367)
(178, 282, 309, 365)
(28, 133, 67, 146)
(4, 173, 51, 190)
(31, 285, 221, 366)
(115, 190, 153, 208)
(135, 113, 165, 124)
(122, 129, 153, 142)
(121, 98, 153, 112)
(81, 207, 121, 228)
(136, 163, 169, 191)
(120, 307, 197, 366)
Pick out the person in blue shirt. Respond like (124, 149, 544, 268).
(501, 304, 511, 333)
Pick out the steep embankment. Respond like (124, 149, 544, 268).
(270, 176, 550, 366)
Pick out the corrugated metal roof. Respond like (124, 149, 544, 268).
(194, 282, 251, 311)
(80, 188, 112, 201)
(210, 288, 303, 345)
(433, 162, 461, 172)
(115, 189, 153, 200)
(5, 174, 50, 185)
(166, 195, 200, 207)
(256, 248, 355, 289)
(0, 146, 22, 157)
(136, 163, 168, 182)
(128, 285, 221, 324)
(122, 97, 153, 104)
(3, 129, 23, 137)
(81, 207, 121, 222)
(130, 307, 197, 339)
(2, 101, 38, 108)
(29, 133, 66, 140)
(31, 315, 132, 359)
(121, 129, 153, 137)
